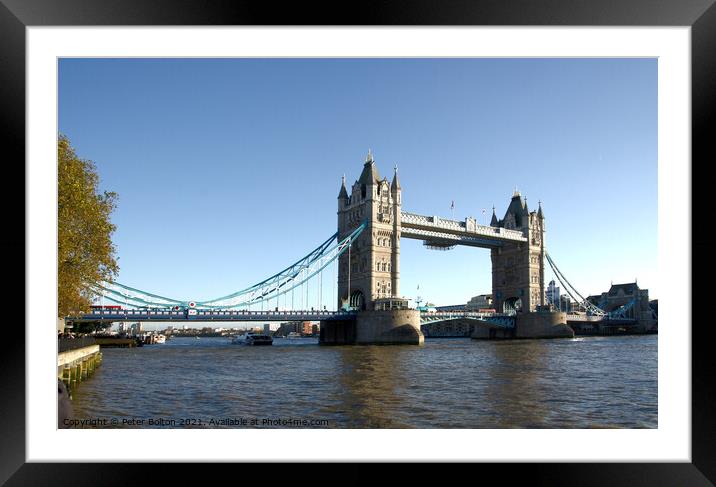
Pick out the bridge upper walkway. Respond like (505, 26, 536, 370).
(400, 212, 527, 248)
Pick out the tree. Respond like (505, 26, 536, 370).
(70, 321, 113, 335)
(58, 135, 119, 318)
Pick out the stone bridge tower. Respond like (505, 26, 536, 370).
(490, 191, 546, 314)
(337, 151, 401, 311)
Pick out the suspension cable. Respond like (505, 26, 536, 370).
(545, 252, 606, 316)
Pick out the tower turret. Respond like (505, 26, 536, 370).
(358, 150, 380, 187)
(391, 164, 401, 192)
(338, 174, 348, 201)
(490, 206, 498, 226)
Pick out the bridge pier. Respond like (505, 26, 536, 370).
(514, 311, 574, 338)
(470, 322, 514, 339)
(320, 309, 424, 345)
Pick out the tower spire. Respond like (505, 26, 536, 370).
(490, 205, 498, 226)
(337, 174, 348, 200)
(391, 164, 401, 191)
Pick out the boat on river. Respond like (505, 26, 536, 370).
(231, 332, 273, 346)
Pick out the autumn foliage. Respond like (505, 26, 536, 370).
(58, 135, 119, 317)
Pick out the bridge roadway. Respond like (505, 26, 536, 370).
(71, 309, 516, 327)
(400, 212, 527, 248)
(566, 314, 636, 324)
(72, 309, 355, 323)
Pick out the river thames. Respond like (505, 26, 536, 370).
(70, 335, 657, 428)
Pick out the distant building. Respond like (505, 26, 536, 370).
(276, 321, 300, 336)
(466, 294, 493, 310)
(585, 282, 655, 326)
(263, 324, 271, 335)
(311, 323, 320, 336)
(546, 281, 560, 307)
(605, 282, 652, 321)
(301, 321, 313, 335)
(559, 295, 575, 312)
(435, 304, 466, 312)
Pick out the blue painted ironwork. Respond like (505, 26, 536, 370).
(606, 297, 637, 320)
(91, 222, 367, 311)
(546, 253, 639, 321)
(545, 253, 607, 316)
(73, 308, 356, 323)
(419, 311, 515, 329)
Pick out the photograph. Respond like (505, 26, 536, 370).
(4, 0, 710, 479)
(56, 57, 658, 430)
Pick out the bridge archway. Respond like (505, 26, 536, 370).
(503, 297, 522, 314)
(350, 290, 366, 311)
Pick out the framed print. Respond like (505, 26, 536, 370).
(4, 0, 714, 484)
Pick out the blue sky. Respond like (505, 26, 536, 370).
(59, 58, 657, 313)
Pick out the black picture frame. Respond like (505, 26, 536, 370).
(3, 0, 712, 484)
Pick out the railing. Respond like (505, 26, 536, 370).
(401, 212, 526, 241)
(73, 309, 353, 321)
(58, 336, 97, 353)
(401, 227, 522, 247)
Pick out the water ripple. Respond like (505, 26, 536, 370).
(70, 335, 657, 428)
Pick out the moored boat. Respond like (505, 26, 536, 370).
(232, 332, 273, 346)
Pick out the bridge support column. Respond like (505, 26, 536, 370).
(355, 309, 423, 345)
(319, 319, 356, 345)
(320, 310, 424, 345)
(515, 311, 574, 338)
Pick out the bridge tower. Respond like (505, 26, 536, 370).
(490, 191, 546, 314)
(337, 151, 401, 311)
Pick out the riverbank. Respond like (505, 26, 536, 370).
(57, 341, 102, 393)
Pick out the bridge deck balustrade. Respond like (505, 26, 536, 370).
(401, 212, 526, 242)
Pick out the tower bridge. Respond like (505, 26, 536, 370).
(333, 150, 554, 342)
(72, 151, 641, 344)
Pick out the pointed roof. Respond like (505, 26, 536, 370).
(391, 165, 401, 191)
(608, 282, 639, 296)
(504, 193, 525, 220)
(338, 175, 348, 199)
(538, 200, 544, 218)
(358, 150, 381, 185)
(490, 206, 498, 226)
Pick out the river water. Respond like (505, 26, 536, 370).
(70, 335, 657, 428)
